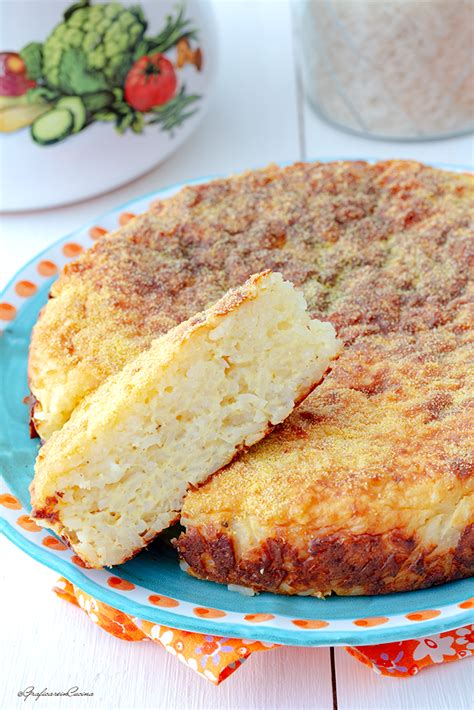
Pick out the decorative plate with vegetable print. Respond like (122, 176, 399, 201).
(0, 1, 217, 210)
(1, 166, 473, 648)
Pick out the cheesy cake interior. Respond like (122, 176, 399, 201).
(31, 272, 340, 568)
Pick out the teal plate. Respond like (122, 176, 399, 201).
(1, 163, 473, 647)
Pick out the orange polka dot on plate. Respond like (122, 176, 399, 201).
(89, 226, 108, 240)
(15, 280, 37, 297)
(406, 610, 441, 622)
(148, 594, 180, 608)
(62, 242, 84, 258)
(0, 493, 21, 510)
(119, 212, 136, 226)
(107, 576, 135, 591)
(193, 607, 227, 619)
(71, 555, 88, 568)
(459, 598, 474, 609)
(353, 617, 389, 627)
(291, 619, 329, 629)
(42, 535, 67, 551)
(0, 303, 16, 321)
(37, 260, 58, 277)
(243, 613, 275, 623)
(16, 515, 41, 532)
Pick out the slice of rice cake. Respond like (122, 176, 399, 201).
(30, 271, 341, 567)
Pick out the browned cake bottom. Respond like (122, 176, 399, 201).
(177, 525, 474, 596)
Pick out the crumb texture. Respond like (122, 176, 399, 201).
(31, 272, 339, 567)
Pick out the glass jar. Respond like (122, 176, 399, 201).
(294, 0, 474, 140)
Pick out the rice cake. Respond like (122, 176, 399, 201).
(28, 160, 474, 593)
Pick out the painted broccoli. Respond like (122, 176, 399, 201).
(23, 1, 147, 95)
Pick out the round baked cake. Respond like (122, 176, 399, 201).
(29, 160, 474, 595)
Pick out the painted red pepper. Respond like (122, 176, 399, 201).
(0, 52, 36, 97)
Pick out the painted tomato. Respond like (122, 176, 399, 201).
(124, 53, 177, 112)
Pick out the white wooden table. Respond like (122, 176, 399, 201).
(1, 3, 473, 709)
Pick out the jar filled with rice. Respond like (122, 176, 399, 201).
(294, 0, 474, 140)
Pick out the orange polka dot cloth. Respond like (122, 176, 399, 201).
(54, 578, 473, 685)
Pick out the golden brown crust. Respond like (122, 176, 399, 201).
(30, 159, 473, 438)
